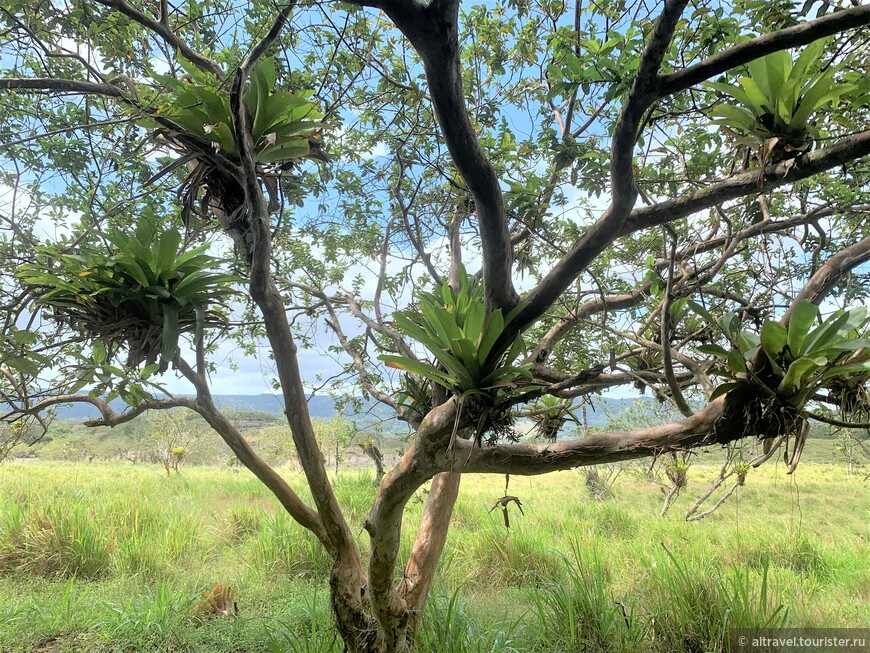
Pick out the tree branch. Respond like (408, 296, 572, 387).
(399, 472, 461, 620)
(175, 358, 331, 550)
(446, 399, 727, 475)
(228, 7, 367, 621)
(0, 78, 123, 96)
(517, 130, 870, 341)
(379, 0, 516, 311)
(95, 0, 224, 78)
(3, 393, 192, 427)
(787, 234, 870, 316)
(660, 5, 870, 96)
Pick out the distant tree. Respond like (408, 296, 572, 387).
(2, 1, 870, 650)
(144, 410, 201, 475)
(314, 417, 356, 475)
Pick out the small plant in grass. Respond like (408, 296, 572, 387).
(105, 581, 198, 646)
(5, 503, 112, 579)
(532, 544, 643, 652)
(194, 583, 238, 619)
(584, 465, 620, 501)
(170, 446, 189, 471)
(646, 547, 789, 652)
(655, 452, 691, 516)
(417, 589, 525, 653)
(224, 507, 262, 541)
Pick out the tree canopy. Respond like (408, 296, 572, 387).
(1, 0, 869, 650)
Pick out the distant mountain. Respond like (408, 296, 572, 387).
(48, 393, 662, 428)
(49, 393, 382, 421)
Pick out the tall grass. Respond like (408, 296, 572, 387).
(641, 546, 789, 653)
(252, 513, 332, 579)
(0, 461, 866, 652)
(532, 543, 645, 652)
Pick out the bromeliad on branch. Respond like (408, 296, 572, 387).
(705, 39, 857, 165)
(141, 55, 326, 226)
(18, 222, 239, 373)
(381, 270, 537, 446)
(687, 299, 870, 470)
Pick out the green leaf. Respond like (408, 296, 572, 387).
(778, 356, 826, 397)
(478, 310, 506, 362)
(161, 302, 180, 364)
(686, 300, 716, 326)
(789, 39, 826, 85)
(726, 349, 747, 374)
(393, 312, 443, 353)
(175, 52, 214, 85)
(788, 300, 819, 355)
(257, 140, 311, 164)
(721, 313, 741, 342)
(92, 340, 107, 364)
(737, 331, 760, 355)
(821, 360, 870, 380)
(380, 355, 456, 388)
(763, 49, 789, 102)
(697, 343, 729, 358)
(737, 77, 773, 115)
(710, 381, 741, 401)
(155, 228, 183, 276)
(760, 321, 787, 357)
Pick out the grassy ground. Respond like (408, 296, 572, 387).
(0, 453, 868, 652)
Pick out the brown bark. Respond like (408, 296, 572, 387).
(659, 4, 870, 95)
(378, 0, 517, 312)
(400, 471, 461, 632)
(226, 14, 376, 646)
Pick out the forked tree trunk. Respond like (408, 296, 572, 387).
(331, 471, 462, 652)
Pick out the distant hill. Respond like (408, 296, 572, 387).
(49, 393, 366, 421)
(47, 393, 664, 429)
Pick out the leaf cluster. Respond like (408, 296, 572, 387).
(706, 40, 855, 146)
(147, 56, 325, 165)
(529, 394, 577, 442)
(381, 271, 534, 403)
(18, 223, 240, 370)
(689, 300, 870, 408)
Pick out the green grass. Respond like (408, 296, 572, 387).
(0, 459, 867, 651)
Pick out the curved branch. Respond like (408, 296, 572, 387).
(446, 399, 727, 475)
(95, 0, 224, 78)
(806, 411, 870, 430)
(175, 358, 331, 549)
(2, 393, 192, 427)
(286, 279, 400, 411)
(0, 78, 123, 96)
(229, 5, 364, 601)
(787, 234, 870, 315)
(516, 130, 870, 340)
(660, 5, 870, 96)
(661, 226, 694, 417)
(379, 0, 516, 311)
(399, 471, 461, 622)
(627, 131, 870, 233)
(609, 0, 689, 213)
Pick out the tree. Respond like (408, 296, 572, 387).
(1, 0, 870, 650)
(144, 409, 202, 475)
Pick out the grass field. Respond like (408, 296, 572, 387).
(0, 452, 868, 652)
